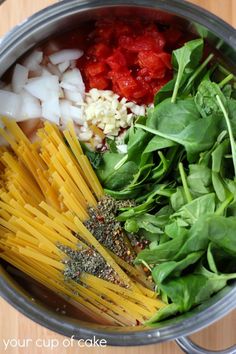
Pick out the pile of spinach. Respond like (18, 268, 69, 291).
(87, 38, 236, 323)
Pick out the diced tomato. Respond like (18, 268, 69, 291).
(114, 21, 133, 37)
(119, 33, 165, 53)
(89, 75, 110, 90)
(106, 49, 127, 70)
(138, 51, 167, 79)
(85, 62, 108, 77)
(87, 43, 111, 59)
(78, 18, 186, 104)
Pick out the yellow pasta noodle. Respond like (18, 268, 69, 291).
(0, 120, 165, 326)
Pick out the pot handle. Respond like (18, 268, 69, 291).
(176, 336, 236, 354)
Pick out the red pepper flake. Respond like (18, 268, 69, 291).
(96, 215, 105, 223)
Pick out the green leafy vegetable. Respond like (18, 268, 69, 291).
(171, 39, 204, 103)
(90, 37, 236, 324)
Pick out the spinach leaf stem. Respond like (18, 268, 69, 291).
(178, 162, 192, 203)
(216, 95, 236, 177)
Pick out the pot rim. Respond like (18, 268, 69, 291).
(0, 0, 236, 346)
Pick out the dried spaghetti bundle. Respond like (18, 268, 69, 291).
(0, 118, 165, 326)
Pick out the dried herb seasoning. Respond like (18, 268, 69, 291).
(84, 196, 137, 262)
(58, 244, 120, 284)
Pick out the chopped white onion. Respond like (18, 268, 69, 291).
(19, 90, 42, 121)
(23, 51, 43, 71)
(41, 68, 52, 77)
(61, 68, 85, 95)
(42, 96, 60, 124)
(24, 76, 59, 101)
(64, 89, 84, 104)
(2, 84, 12, 92)
(49, 49, 83, 65)
(58, 61, 70, 73)
(60, 99, 84, 125)
(12, 64, 29, 93)
(59, 99, 71, 121)
(0, 81, 5, 89)
(70, 106, 84, 124)
(0, 90, 22, 119)
(47, 63, 62, 78)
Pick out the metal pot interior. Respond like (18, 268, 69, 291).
(0, 0, 236, 345)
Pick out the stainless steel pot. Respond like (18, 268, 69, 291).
(0, 1, 236, 353)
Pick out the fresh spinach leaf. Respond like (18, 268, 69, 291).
(106, 138, 118, 153)
(187, 164, 212, 195)
(159, 274, 208, 312)
(171, 39, 204, 102)
(174, 216, 209, 260)
(216, 95, 236, 176)
(154, 78, 175, 105)
(135, 232, 188, 264)
(146, 303, 180, 324)
(148, 98, 200, 134)
(96, 152, 138, 190)
(152, 251, 204, 284)
(170, 187, 186, 211)
(195, 80, 226, 118)
(165, 221, 187, 239)
(126, 126, 150, 166)
(207, 215, 236, 257)
(83, 149, 103, 169)
(171, 193, 216, 226)
(143, 135, 177, 154)
(137, 97, 219, 161)
(125, 214, 164, 235)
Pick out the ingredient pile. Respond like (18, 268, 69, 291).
(0, 17, 236, 326)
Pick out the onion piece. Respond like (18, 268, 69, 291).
(23, 51, 43, 71)
(12, 64, 29, 93)
(47, 63, 62, 78)
(0, 90, 21, 119)
(64, 89, 84, 104)
(60, 99, 84, 125)
(58, 61, 70, 73)
(61, 68, 85, 96)
(2, 84, 12, 92)
(59, 99, 71, 121)
(49, 49, 83, 65)
(41, 68, 52, 77)
(42, 97, 60, 124)
(19, 90, 42, 121)
(24, 76, 59, 101)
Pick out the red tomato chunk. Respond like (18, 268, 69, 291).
(78, 18, 183, 104)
